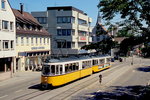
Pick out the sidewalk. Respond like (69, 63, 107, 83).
(0, 71, 41, 87)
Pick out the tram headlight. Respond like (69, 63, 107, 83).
(44, 77, 48, 82)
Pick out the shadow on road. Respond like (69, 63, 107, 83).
(136, 66, 150, 72)
(28, 84, 42, 90)
(84, 85, 150, 100)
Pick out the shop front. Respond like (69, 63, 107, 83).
(0, 57, 15, 81)
(17, 50, 50, 71)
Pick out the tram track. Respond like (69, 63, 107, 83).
(47, 61, 131, 100)
(11, 59, 130, 100)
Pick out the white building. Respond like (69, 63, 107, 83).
(0, 0, 16, 80)
(32, 6, 92, 56)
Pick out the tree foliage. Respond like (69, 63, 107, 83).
(98, 0, 150, 36)
(116, 27, 134, 37)
(82, 37, 116, 54)
(119, 36, 150, 55)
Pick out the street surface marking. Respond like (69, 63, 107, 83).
(97, 90, 101, 92)
(0, 95, 8, 99)
(85, 94, 95, 97)
(15, 89, 23, 93)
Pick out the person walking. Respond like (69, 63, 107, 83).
(99, 74, 102, 84)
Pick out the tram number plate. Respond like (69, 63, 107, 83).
(98, 66, 103, 69)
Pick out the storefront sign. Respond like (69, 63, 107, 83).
(18, 52, 27, 56)
(80, 36, 86, 40)
(31, 47, 45, 50)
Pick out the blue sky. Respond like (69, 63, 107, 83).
(9, 0, 100, 26)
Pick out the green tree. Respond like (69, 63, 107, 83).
(98, 0, 150, 37)
(82, 37, 115, 54)
(116, 27, 134, 37)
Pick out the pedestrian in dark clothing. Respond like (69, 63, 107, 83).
(99, 74, 102, 84)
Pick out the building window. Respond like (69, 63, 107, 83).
(36, 17, 47, 24)
(71, 17, 75, 23)
(57, 41, 71, 48)
(40, 38, 42, 44)
(44, 38, 45, 44)
(57, 16, 71, 23)
(67, 42, 71, 48)
(78, 30, 87, 36)
(1, 0, 6, 9)
(47, 38, 49, 44)
(26, 37, 29, 45)
(31, 37, 33, 45)
(2, 20, 8, 30)
(78, 18, 87, 25)
(10, 22, 14, 31)
(21, 37, 24, 45)
(16, 37, 18, 45)
(57, 29, 71, 36)
(36, 37, 38, 45)
(3, 40, 9, 50)
(10, 40, 14, 49)
(72, 42, 75, 48)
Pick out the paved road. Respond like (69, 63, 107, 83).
(70, 57, 150, 100)
(0, 56, 149, 100)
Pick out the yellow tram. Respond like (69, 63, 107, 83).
(41, 55, 111, 88)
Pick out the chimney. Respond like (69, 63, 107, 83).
(20, 3, 23, 14)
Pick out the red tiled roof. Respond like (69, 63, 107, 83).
(12, 9, 50, 36)
(114, 37, 127, 42)
(16, 28, 50, 36)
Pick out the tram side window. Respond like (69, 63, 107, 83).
(75, 63, 79, 70)
(89, 61, 91, 67)
(93, 60, 98, 65)
(60, 65, 63, 74)
(65, 64, 68, 73)
(82, 61, 91, 69)
(73, 63, 76, 70)
(99, 59, 105, 64)
(56, 65, 59, 75)
(107, 58, 111, 63)
(82, 61, 85, 69)
(70, 64, 73, 71)
(51, 65, 55, 75)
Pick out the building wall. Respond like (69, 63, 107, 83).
(16, 34, 50, 71)
(16, 35, 50, 55)
(32, 7, 92, 55)
(0, 0, 16, 58)
(0, 0, 16, 80)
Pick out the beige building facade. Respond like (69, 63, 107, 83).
(32, 6, 92, 56)
(13, 8, 51, 71)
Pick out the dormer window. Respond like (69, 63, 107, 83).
(20, 23, 24, 29)
(16, 23, 20, 29)
(29, 25, 32, 30)
(35, 27, 38, 31)
(23, 24, 26, 30)
(1, 0, 6, 10)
